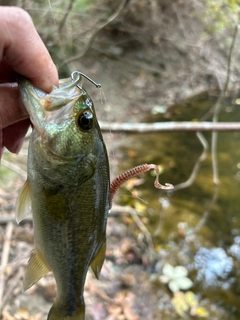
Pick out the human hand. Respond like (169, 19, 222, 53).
(0, 6, 58, 157)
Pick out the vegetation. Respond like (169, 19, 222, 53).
(1, 0, 240, 319)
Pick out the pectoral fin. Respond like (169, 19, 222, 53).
(15, 180, 31, 224)
(23, 249, 50, 291)
(91, 241, 106, 279)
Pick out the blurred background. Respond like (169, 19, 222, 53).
(1, 0, 240, 319)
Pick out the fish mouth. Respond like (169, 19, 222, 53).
(39, 77, 84, 123)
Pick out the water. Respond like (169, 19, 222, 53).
(115, 92, 240, 319)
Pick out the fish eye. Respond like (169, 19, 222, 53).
(77, 110, 93, 131)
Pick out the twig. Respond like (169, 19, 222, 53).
(129, 209, 155, 251)
(60, 0, 129, 67)
(1, 246, 32, 309)
(58, 0, 75, 34)
(0, 226, 33, 309)
(90, 45, 167, 75)
(0, 222, 14, 311)
(1, 267, 23, 309)
(173, 132, 208, 191)
(99, 121, 240, 133)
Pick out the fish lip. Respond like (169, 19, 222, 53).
(37, 81, 84, 123)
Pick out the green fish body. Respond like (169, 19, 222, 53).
(16, 74, 110, 320)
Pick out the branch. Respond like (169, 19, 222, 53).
(173, 132, 208, 191)
(129, 209, 155, 251)
(0, 222, 14, 312)
(58, 0, 75, 34)
(1, 267, 23, 310)
(99, 121, 240, 133)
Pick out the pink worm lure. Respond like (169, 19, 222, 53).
(109, 163, 174, 207)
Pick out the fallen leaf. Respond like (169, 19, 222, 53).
(128, 150, 137, 157)
(171, 291, 189, 318)
(15, 307, 29, 320)
(185, 291, 198, 307)
(191, 306, 209, 318)
(134, 201, 147, 212)
(2, 311, 15, 320)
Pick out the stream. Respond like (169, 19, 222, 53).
(114, 92, 240, 319)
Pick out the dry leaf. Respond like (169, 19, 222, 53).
(191, 306, 209, 318)
(2, 311, 15, 320)
(185, 291, 198, 307)
(171, 291, 189, 318)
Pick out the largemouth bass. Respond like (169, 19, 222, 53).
(16, 72, 110, 320)
(16, 71, 173, 320)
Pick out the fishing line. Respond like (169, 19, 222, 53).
(99, 88, 106, 105)
(47, 0, 73, 73)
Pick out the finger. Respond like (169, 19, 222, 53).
(0, 84, 28, 128)
(0, 7, 58, 92)
(3, 118, 31, 154)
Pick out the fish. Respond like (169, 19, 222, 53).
(16, 72, 110, 320)
(16, 72, 174, 320)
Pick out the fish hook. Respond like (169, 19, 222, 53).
(71, 71, 102, 89)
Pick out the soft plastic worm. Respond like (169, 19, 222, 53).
(110, 163, 174, 207)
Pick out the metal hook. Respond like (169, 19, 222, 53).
(71, 71, 101, 89)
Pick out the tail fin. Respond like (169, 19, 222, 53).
(48, 303, 85, 320)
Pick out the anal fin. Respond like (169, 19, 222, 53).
(90, 241, 106, 279)
(15, 180, 31, 223)
(23, 249, 50, 291)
